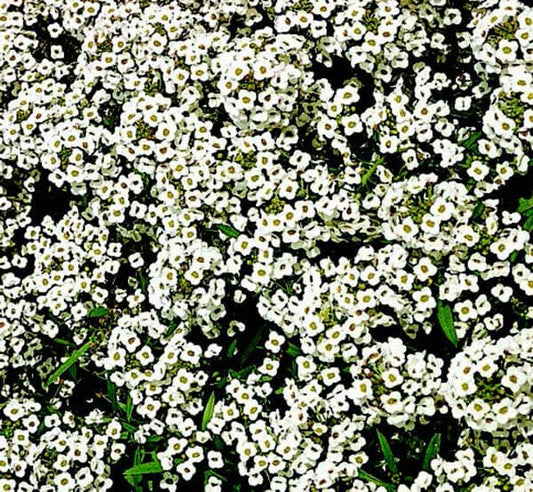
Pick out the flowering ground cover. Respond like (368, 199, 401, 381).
(1, 0, 532, 490)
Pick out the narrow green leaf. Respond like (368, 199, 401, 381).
(88, 307, 109, 318)
(461, 131, 481, 150)
(437, 299, 458, 347)
(215, 223, 240, 238)
(45, 339, 93, 387)
(227, 339, 238, 358)
(53, 338, 74, 346)
(422, 433, 441, 471)
(139, 272, 148, 295)
(204, 470, 227, 483)
(134, 447, 143, 466)
(107, 380, 118, 412)
(358, 469, 395, 491)
(126, 395, 133, 423)
(121, 422, 136, 434)
(361, 157, 384, 186)
(239, 324, 266, 367)
(202, 391, 216, 431)
(524, 215, 533, 232)
(377, 430, 398, 475)
(164, 320, 177, 338)
(124, 461, 163, 476)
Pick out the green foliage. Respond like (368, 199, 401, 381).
(88, 307, 110, 318)
(517, 194, 533, 231)
(358, 469, 395, 492)
(239, 324, 266, 367)
(201, 391, 216, 431)
(461, 132, 482, 151)
(377, 429, 398, 475)
(45, 339, 93, 388)
(422, 433, 441, 471)
(215, 223, 241, 238)
(437, 299, 458, 347)
(124, 460, 163, 490)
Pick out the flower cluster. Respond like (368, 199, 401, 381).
(0, 0, 532, 490)
(444, 327, 533, 433)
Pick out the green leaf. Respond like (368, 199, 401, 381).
(204, 470, 227, 483)
(472, 201, 484, 219)
(67, 363, 77, 380)
(517, 196, 533, 214)
(88, 307, 109, 318)
(214, 223, 240, 238)
(229, 366, 254, 379)
(437, 299, 458, 347)
(202, 391, 216, 431)
(126, 395, 133, 423)
(461, 131, 481, 150)
(124, 461, 163, 477)
(239, 324, 266, 367)
(377, 430, 398, 475)
(358, 470, 395, 492)
(422, 433, 441, 471)
(164, 320, 177, 338)
(134, 447, 143, 466)
(121, 422, 136, 434)
(107, 380, 118, 412)
(45, 339, 93, 387)
(361, 157, 384, 187)
(286, 343, 302, 357)
(214, 435, 224, 451)
(227, 339, 238, 358)
(53, 338, 74, 346)
(147, 435, 164, 443)
(139, 272, 148, 295)
(524, 215, 533, 232)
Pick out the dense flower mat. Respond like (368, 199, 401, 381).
(1, 0, 532, 490)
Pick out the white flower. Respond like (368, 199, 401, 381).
(493, 398, 518, 426)
(394, 217, 419, 242)
(321, 367, 341, 386)
(496, 39, 519, 63)
(258, 357, 279, 377)
(467, 160, 490, 181)
(501, 366, 527, 393)
(348, 378, 373, 402)
(381, 368, 404, 388)
(414, 257, 437, 281)
(380, 391, 404, 413)
(264, 332, 285, 353)
(236, 89, 257, 111)
(466, 398, 490, 421)
(454, 300, 477, 322)
(137, 397, 161, 419)
(296, 355, 317, 380)
(55, 472, 76, 491)
(413, 287, 436, 310)
(453, 376, 477, 398)
(430, 198, 455, 221)
(176, 461, 196, 481)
